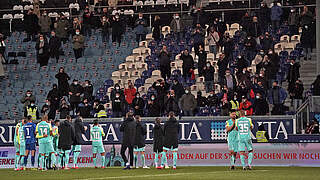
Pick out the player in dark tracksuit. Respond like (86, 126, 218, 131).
(162, 112, 180, 169)
(133, 116, 148, 168)
(153, 117, 164, 168)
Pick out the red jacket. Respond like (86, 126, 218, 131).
(240, 100, 253, 116)
(124, 87, 136, 104)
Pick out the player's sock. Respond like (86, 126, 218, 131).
(93, 157, 97, 167)
(59, 153, 63, 167)
(248, 152, 253, 166)
(73, 151, 80, 167)
(230, 155, 235, 166)
(141, 154, 145, 167)
(51, 153, 56, 167)
(39, 156, 44, 169)
(133, 154, 137, 167)
(24, 155, 28, 167)
(161, 152, 167, 166)
(15, 155, 19, 169)
(65, 150, 70, 168)
(20, 156, 24, 167)
(154, 153, 159, 167)
(101, 156, 105, 167)
(31, 156, 35, 167)
(240, 154, 246, 168)
(173, 152, 178, 167)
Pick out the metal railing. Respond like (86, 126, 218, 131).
(295, 95, 313, 134)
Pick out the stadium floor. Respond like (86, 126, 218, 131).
(1, 166, 319, 180)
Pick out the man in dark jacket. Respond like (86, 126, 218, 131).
(217, 53, 228, 84)
(133, 116, 148, 168)
(120, 112, 136, 169)
(110, 83, 125, 102)
(55, 67, 70, 96)
(112, 92, 125, 117)
(253, 92, 269, 115)
(146, 94, 161, 117)
(267, 81, 287, 115)
(132, 92, 144, 116)
(197, 45, 207, 76)
(171, 79, 185, 101)
(164, 90, 180, 115)
(24, 9, 39, 42)
(36, 34, 50, 67)
(192, 24, 205, 55)
(58, 115, 75, 169)
(153, 118, 164, 168)
(69, 79, 83, 115)
(134, 13, 147, 43)
(111, 15, 123, 47)
(78, 99, 92, 118)
(162, 112, 179, 169)
(180, 49, 194, 80)
(72, 116, 87, 169)
(158, 46, 171, 80)
(287, 59, 300, 91)
(49, 31, 61, 63)
(82, 80, 93, 102)
(244, 36, 257, 65)
(203, 61, 215, 93)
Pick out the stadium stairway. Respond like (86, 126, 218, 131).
(299, 49, 317, 90)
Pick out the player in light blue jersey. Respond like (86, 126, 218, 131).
(90, 120, 106, 168)
(52, 120, 61, 168)
(225, 110, 238, 170)
(18, 119, 27, 170)
(36, 115, 55, 171)
(23, 116, 37, 169)
(14, 119, 23, 171)
(235, 110, 253, 170)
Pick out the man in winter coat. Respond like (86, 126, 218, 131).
(162, 112, 179, 169)
(39, 11, 52, 37)
(171, 79, 185, 101)
(164, 90, 180, 115)
(131, 93, 145, 116)
(179, 87, 197, 116)
(55, 67, 70, 96)
(134, 13, 147, 43)
(55, 15, 69, 44)
(21, 90, 36, 108)
(267, 81, 287, 115)
(120, 112, 136, 169)
(180, 49, 194, 80)
(72, 116, 87, 169)
(49, 31, 61, 63)
(24, 9, 39, 41)
(69, 79, 83, 114)
(58, 115, 75, 169)
(270, 3, 283, 31)
(203, 61, 215, 93)
(158, 46, 171, 80)
(72, 29, 85, 61)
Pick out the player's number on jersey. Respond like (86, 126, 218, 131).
(238, 123, 249, 133)
(92, 131, 100, 139)
(39, 128, 48, 136)
(26, 128, 30, 136)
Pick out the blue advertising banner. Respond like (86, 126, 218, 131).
(0, 116, 305, 146)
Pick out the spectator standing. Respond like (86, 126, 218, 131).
(78, 99, 92, 118)
(21, 90, 36, 108)
(301, 24, 313, 61)
(39, 11, 51, 37)
(222, 69, 237, 91)
(207, 89, 219, 108)
(270, 2, 283, 31)
(41, 99, 56, 120)
(24, 100, 40, 121)
(196, 91, 207, 108)
(258, 2, 270, 31)
(49, 31, 61, 63)
(253, 92, 269, 115)
(120, 112, 136, 169)
(112, 92, 126, 117)
(82, 80, 93, 102)
(110, 83, 125, 102)
(171, 79, 185, 101)
(241, 12, 251, 33)
(164, 90, 180, 115)
(192, 24, 205, 56)
(207, 27, 220, 59)
(203, 61, 215, 93)
(197, 45, 207, 77)
(58, 99, 71, 119)
(146, 94, 161, 117)
(55, 67, 70, 96)
(288, 8, 299, 35)
(152, 15, 161, 42)
(288, 80, 304, 111)
(170, 13, 184, 42)
(300, 6, 313, 28)
(244, 36, 257, 65)
(82, 8, 92, 37)
(260, 32, 273, 53)
(180, 49, 194, 80)
(179, 87, 197, 116)
(239, 96, 253, 116)
(47, 84, 61, 111)
(134, 13, 147, 43)
(131, 92, 145, 116)
(35, 34, 49, 67)
(158, 46, 171, 80)
(72, 18, 82, 35)
(24, 9, 39, 42)
(101, 16, 111, 43)
(217, 53, 228, 84)
(72, 29, 85, 61)
(124, 82, 136, 105)
(55, 15, 69, 44)
(95, 104, 107, 118)
(0, 33, 6, 65)
(312, 75, 320, 96)
(287, 59, 300, 91)
(69, 79, 83, 114)
(267, 81, 287, 115)
(111, 15, 123, 47)
(248, 16, 262, 42)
